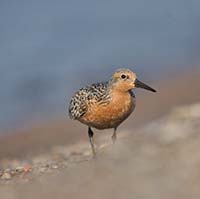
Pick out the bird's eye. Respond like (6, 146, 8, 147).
(121, 74, 126, 79)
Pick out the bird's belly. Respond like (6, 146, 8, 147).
(79, 95, 135, 129)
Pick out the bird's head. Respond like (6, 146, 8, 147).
(110, 68, 156, 93)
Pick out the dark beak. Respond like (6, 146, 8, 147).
(135, 79, 156, 93)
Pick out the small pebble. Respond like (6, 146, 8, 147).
(15, 166, 24, 173)
(1, 172, 11, 180)
(51, 164, 58, 169)
(23, 164, 32, 172)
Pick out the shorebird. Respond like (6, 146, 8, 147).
(68, 68, 156, 155)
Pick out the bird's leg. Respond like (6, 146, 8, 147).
(112, 127, 117, 144)
(88, 127, 96, 156)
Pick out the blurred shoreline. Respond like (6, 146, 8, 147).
(0, 69, 199, 160)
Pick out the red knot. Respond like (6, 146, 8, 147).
(69, 68, 156, 155)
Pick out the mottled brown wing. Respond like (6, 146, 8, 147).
(68, 89, 88, 120)
(68, 82, 109, 120)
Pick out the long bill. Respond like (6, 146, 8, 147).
(134, 79, 156, 93)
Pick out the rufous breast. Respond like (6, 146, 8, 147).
(79, 91, 135, 129)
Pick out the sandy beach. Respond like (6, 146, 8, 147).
(0, 70, 200, 199)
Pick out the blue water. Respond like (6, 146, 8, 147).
(0, 0, 200, 133)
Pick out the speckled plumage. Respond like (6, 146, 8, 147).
(69, 81, 111, 120)
(69, 81, 136, 130)
(68, 68, 156, 155)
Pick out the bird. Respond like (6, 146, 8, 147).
(68, 68, 156, 155)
